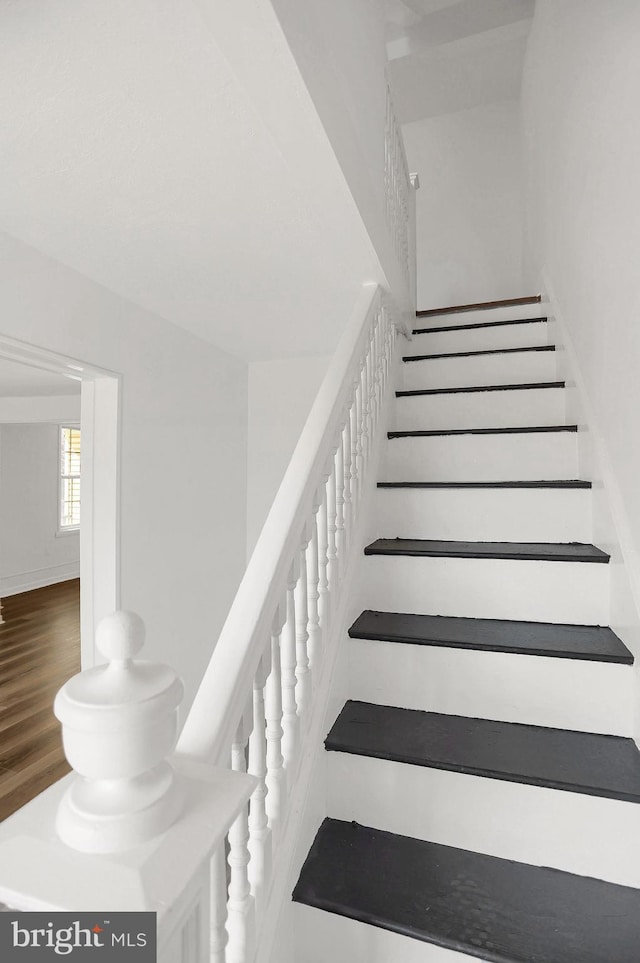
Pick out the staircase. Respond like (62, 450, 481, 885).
(292, 299, 640, 962)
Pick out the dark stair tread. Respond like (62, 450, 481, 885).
(348, 611, 633, 664)
(325, 701, 640, 802)
(389, 425, 578, 437)
(364, 538, 610, 562)
(413, 316, 548, 335)
(404, 345, 556, 361)
(293, 819, 640, 963)
(377, 480, 591, 489)
(397, 381, 564, 397)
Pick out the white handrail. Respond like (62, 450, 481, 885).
(178, 282, 382, 765)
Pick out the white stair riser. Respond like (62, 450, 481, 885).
(327, 754, 640, 887)
(406, 322, 549, 356)
(414, 303, 548, 327)
(375, 488, 592, 542)
(348, 640, 632, 735)
(394, 387, 566, 430)
(401, 350, 557, 391)
(359, 556, 609, 625)
(382, 433, 578, 482)
(294, 903, 471, 963)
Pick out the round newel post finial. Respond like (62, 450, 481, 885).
(54, 611, 184, 854)
(96, 610, 145, 663)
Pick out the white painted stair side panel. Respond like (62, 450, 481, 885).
(393, 387, 566, 430)
(382, 432, 579, 482)
(405, 322, 549, 356)
(348, 640, 633, 735)
(359, 556, 610, 625)
(375, 488, 593, 542)
(414, 303, 548, 327)
(294, 902, 473, 963)
(400, 350, 558, 391)
(327, 754, 640, 887)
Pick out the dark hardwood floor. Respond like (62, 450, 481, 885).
(0, 579, 80, 821)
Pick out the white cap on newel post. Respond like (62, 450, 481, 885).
(54, 611, 184, 854)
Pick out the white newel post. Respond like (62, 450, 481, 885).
(54, 610, 184, 853)
(0, 611, 255, 963)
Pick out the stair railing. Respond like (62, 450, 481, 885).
(178, 282, 401, 961)
(385, 83, 413, 293)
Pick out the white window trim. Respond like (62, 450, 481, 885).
(58, 423, 81, 535)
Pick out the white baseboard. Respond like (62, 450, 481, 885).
(0, 561, 80, 597)
(542, 269, 640, 744)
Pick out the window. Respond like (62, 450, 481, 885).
(59, 426, 81, 530)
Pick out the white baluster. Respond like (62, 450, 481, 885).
(280, 566, 300, 770)
(382, 309, 392, 393)
(295, 531, 312, 719)
(248, 646, 272, 920)
(334, 431, 346, 571)
(391, 323, 398, 382)
(210, 844, 229, 963)
(350, 388, 360, 514)
(373, 312, 383, 426)
(366, 329, 376, 454)
(227, 705, 255, 963)
(317, 484, 330, 633)
(265, 606, 286, 843)
(306, 508, 322, 671)
(370, 316, 380, 432)
(325, 457, 338, 594)
(342, 413, 353, 553)
(359, 358, 370, 469)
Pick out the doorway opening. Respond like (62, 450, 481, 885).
(0, 336, 120, 819)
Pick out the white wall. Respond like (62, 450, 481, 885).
(0, 395, 80, 424)
(0, 230, 248, 719)
(0, 423, 80, 595)
(269, 0, 413, 313)
(402, 99, 524, 309)
(521, 0, 640, 740)
(246, 356, 329, 558)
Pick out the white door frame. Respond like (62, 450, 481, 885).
(0, 335, 120, 668)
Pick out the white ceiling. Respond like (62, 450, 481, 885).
(0, 359, 81, 398)
(0, 0, 375, 363)
(385, 0, 535, 122)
